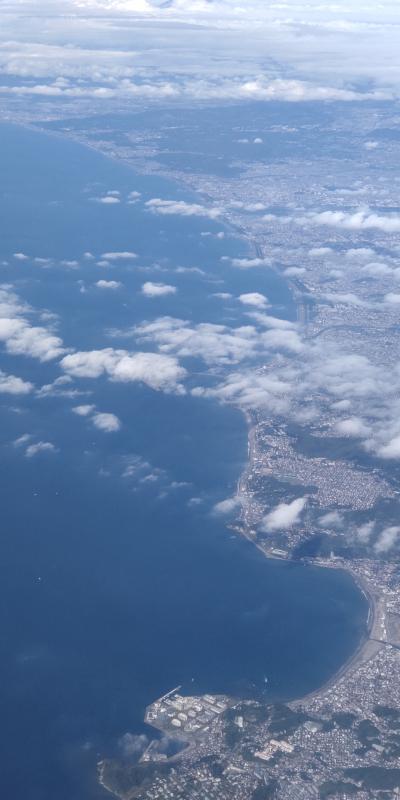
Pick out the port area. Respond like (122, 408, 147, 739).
(144, 687, 233, 739)
(97, 689, 239, 799)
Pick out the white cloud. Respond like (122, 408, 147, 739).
(13, 433, 32, 447)
(1, 74, 378, 104)
(357, 521, 375, 544)
(132, 313, 302, 368)
(189, 325, 400, 468)
(230, 201, 267, 212)
(13, 252, 29, 261)
(133, 316, 260, 365)
(92, 411, 121, 432)
(36, 375, 81, 399)
(25, 441, 57, 458)
(94, 196, 120, 204)
(100, 251, 137, 260)
(0, 285, 65, 361)
(145, 198, 222, 219)
(374, 526, 400, 554)
(60, 259, 79, 269)
(238, 292, 268, 309)
(212, 497, 240, 516)
(72, 404, 96, 416)
(284, 267, 306, 277)
(141, 281, 177, 297)
(318, 511, 343, 529)
(61, 348, 187, 394)
(0, 285, 29, 317)
(362, 262, 393, 278)
(261, 328, 303, 353)
(0, 318, 65, 360)
(1, 1, 400, 113)
(384, 293, 400, 304)
(262, 497, 307, 532)
(250, 313, 296, 331)
(189, 321, 400, 466)
(174, 266, 205, 275)
(309, 247, 333, 257)
(230, 257, 271, 269)
(95, 279, 122, 289)
(377, 435, 400, 459)
(72, 402, 121, 431)
(345, 248, 376, 260)
(34, 257, 52, 267)
(188, 496, 203, 507)
(301, 209, 400, 233)
(0, 370, 33, 394)
(324, 292, 368, 308)
(335, 417, 371, 438)
(128, 191, 141, 202)
(193, 369, 292, 414)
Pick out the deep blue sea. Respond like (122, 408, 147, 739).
(0, 123, 367, 799)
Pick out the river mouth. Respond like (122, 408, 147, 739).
(0, 122, 368, 799)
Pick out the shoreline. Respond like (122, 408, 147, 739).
(22, 118, 378, 779)
(235, 414, 378, 710)
(290, 567, 378, 708)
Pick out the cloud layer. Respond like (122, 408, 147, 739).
(263, 498, 307, 532)
(61, 348, 186, 393)
(1, 0, 399, 110)
(0, 285, 65, 362)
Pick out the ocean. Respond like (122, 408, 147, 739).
(0, 123, 367, 799)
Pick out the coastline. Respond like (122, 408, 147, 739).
(79, 126, 380, 760)
(234, 413, 377, 709)
(2, 94, 400, 800)
(290, 568, 378, 708)
(18, 119, 380, 786)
